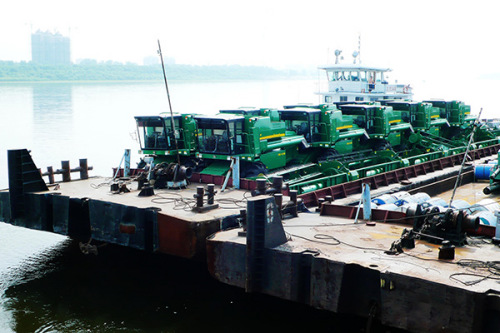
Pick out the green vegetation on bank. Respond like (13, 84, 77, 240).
(0, 61, 315, 82)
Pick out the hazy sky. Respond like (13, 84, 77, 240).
(1, 0, 499, 79)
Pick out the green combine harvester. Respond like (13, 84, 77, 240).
(134, 99, 500, 194)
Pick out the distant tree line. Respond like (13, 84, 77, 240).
(0, 61, 315, 82)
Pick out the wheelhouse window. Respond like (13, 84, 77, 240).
(360, 71, 367, 81)
(340, 96, 348, 102)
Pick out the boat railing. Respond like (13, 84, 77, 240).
(328, 81, 412, 95)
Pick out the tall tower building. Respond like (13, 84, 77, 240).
(31, 31, 71, 65)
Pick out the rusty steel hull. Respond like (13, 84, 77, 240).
(206, 147, 500, 333)
(0, 176, 248, 259)
(1, 144, 500, 261)
(207, 210, 500, 333)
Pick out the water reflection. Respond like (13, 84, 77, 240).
(1, 242, 404, 333)
(32, 84, 74, 147)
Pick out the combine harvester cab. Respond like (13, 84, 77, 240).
(135, 113, 197, 160)
(422, 100, 500, 151)
(381, 100, 450, 136)
(274, 104, 408, 193)
(194, 109, 307, 178)
(381, 100, 458, 157)
(337, 103, 413, 151)
(134, 114, 198, 188)
(279, 104, 368, 154)
(424, 100, 475, 136)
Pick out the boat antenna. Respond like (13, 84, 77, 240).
(157, 39, 181, 166)
(358, 34, 361, 64)
(449, 107, 483, 207)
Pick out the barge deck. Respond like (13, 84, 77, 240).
(207, 183, 500, 333)
(2, 148, 500, 332)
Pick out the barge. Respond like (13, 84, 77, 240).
(1, 139, 500, 332)
(2, 53, 500, 331)
(206, 161, 500, 333)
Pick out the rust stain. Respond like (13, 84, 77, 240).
(367, 232, 400, 240)
(119, 223, 136, 234)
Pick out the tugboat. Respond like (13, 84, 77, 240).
(317, 49, 412, 103)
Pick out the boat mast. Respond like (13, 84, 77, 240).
(358, 34, 361, 64)
(157, 39, 181, 166)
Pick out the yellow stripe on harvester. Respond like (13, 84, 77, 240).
(336, 125, 353, 130)
(260, 133, 286, 140)
(389, 119, 401, 124)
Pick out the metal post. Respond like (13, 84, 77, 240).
(316, 197, 325, 212)
(61, 161, 71, 182)
(113, 153, 125, 180)
(47, 166, 55, 184)
(449, 107, 483, 206)
(290, 190, 298, 217)
(207, 184, 216, 205)
(221, 158, 235, 192)
(124, 149, 131, 177)
(354, 185, 365, 224)
(233, 157, 240, 189)
(274, 193, 283, 218)
(272, 176, 284, 194)
(79, 159, 89, 179)
(255, 178, 267, 196)
(195, 186, 204, 208)
(494, 211, 500, 245)
(240, 209, 247, 229)
(362, 183, 371, 221)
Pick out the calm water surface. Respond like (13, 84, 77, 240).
(0, 78, 496, 332)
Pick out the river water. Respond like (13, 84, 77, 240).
(0, 77, 496, 332)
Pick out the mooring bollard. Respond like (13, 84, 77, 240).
(207, 184, 216, 205)
(47, 166, 55, 184)
(192, 184, 219, 213)
(195, 186, 204, 208)
(316, 197, 326, 212)
(274, 193, 283, 218)
(42, 158, 93, 183)
(251, 178, 267, 196)
(290, 190, 298, 217)
(61, 160, 71, 182)
(272, 176, 284, 194)
(79, 159, 89, 179)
